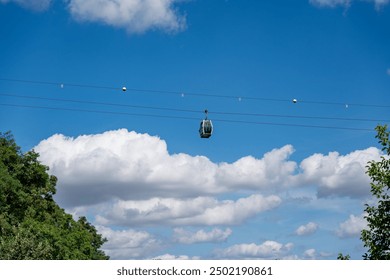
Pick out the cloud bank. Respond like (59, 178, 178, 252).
(33, 129, 383, 259)
(34, 130, 297, 207)
(34, 129, 381, 208)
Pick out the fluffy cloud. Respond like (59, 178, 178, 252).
(295, 222, 318, 236)
(303, 248, 317, 259)
(95, 195, 282, 226)
(152, 254, 200, 260)
(0, 0, 51, 11)
(32, 129, 382, 259)
(66, 0, 186, 33)
(97, 226, 162, 259)
(34, 130, 212, 206)
(303, 249, 333, 259)
(34, 130, 294, 208)
(173, 227, 232, 244)
(336, 214, 367, 238)
(216, 145, 297, 189)
(34, 129, 382, 209)
(297, 148, 382, 198)
(215, 241, 294, 259)
(1, 0, 186, 33)
(309, 0, 389, 9)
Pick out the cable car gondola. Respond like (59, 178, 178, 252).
(199, 109, 213, 138)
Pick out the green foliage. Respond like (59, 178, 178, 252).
(0, 131, 109, 260)
(337, 253, 350, 260)
(361, 125, 390, 260)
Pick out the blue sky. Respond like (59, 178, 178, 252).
(1, 0, 390, 260)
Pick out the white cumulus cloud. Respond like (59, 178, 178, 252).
(336, 214, 367, 238)
(1, 0, 186, 33)
(95, 195, 282, 226)
(152, 254, 200, 260)
(217, 145, 297, 189)
(173, 227, 232, 244)
(31, 129, 384, 259)
(295, 222, 319, 236)
(297, 148, 382, 198)
(0, 0, 52, 11)
(34, 129, 383, 211)
(303, 248, 317, 259)
(97, 226, 162, 259)
(34, 129, 293, 208)
(34, 129, 214, 206)
(66, 0, 186, 33)
(215, 241, 294, 259)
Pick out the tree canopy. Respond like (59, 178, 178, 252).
(0, 131, 109, 260)
(361, 125, 390, 260)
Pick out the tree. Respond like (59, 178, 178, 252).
(361, 125, 390, 260)
(0, 131, 109, 259)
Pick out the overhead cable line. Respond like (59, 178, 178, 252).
(0, 92, 200, 114)
(0, 102, 374, 132)
(211, 109, 390, 123)
(1, 77, 390, 108)
(0, 78, 286, 102)
(0, 78, 119, 91)
(1, 92, 389, 123)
